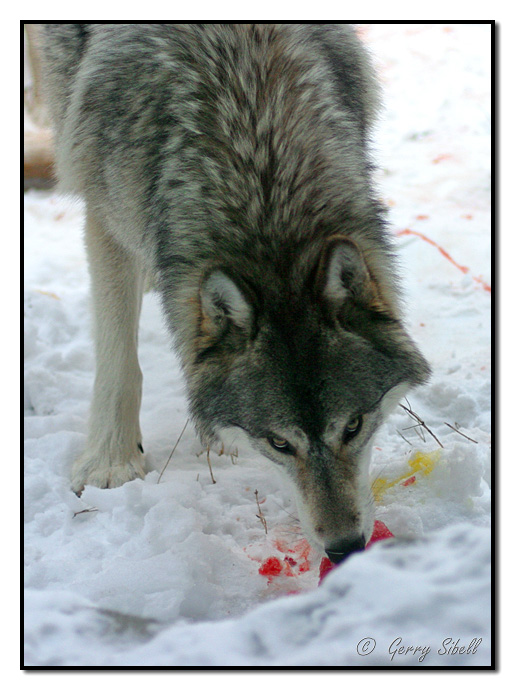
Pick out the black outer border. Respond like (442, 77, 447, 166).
(21, 19, 496, 672)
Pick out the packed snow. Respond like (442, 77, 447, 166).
(23, 24, 491, 667)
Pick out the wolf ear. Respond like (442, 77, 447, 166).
(200, 270, 253, 335)
(320, 236, 377, 307)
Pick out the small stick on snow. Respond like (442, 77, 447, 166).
(444, 422, 478, 444)
(206, 447, 216, 484)
(158, 419, 189, 483)
(397, 429, 413, 446)
(72, 508, 98, 518)
(399, 401, 444, 449)
(255, 489, 268, 534)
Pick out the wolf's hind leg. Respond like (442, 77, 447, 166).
(72, 208, 145, 493)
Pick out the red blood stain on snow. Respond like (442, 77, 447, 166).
(318, 557, 334, 583)
(255, 538, 313, 584)
(402, 476, 416, 487)
(396, 228, 491, 293)
(256, 521, 395, 588)
(367, 520, 395, 544)
(258, 557, 282, 578)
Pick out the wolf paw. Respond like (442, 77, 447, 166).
(71, 446, 146, 495)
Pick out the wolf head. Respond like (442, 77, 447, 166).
(184, 234, 430, 562)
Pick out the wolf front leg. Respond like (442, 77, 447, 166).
(72, 208, 146, 493)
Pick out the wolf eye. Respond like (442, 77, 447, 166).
(268, 437, 295, 454)
(343, 415, 363, 443)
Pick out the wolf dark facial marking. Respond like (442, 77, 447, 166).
(38, 23, 430, 557)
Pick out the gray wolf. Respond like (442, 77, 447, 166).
(37, 23, 430, 562)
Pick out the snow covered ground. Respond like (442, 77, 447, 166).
(23, 24, 492, 667)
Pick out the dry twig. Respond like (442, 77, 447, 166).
(206, 447, 216, 484)
(444, 422, 478, 444)
(396, 429, 413, 446)
(72, 508, 98, 519)
(158, 419, 189, 483)
(399, 400, 444, 449)
(254, 489, 268, 534)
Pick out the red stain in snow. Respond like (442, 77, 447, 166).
(432, 153, 453, 164)
(396, 228, 491, 293)
(258, 557, 282, 579)
(255, 538, 313, 584)
(256, 521, 396, 588)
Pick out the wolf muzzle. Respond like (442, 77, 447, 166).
(325, 533, 366, 564)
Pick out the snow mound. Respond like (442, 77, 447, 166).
(24, 523, 490, 667)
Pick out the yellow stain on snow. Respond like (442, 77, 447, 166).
(372, 449, 442, 503)
(35, 289, 60, 300)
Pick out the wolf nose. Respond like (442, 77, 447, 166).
(325, 534, 366, 564)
